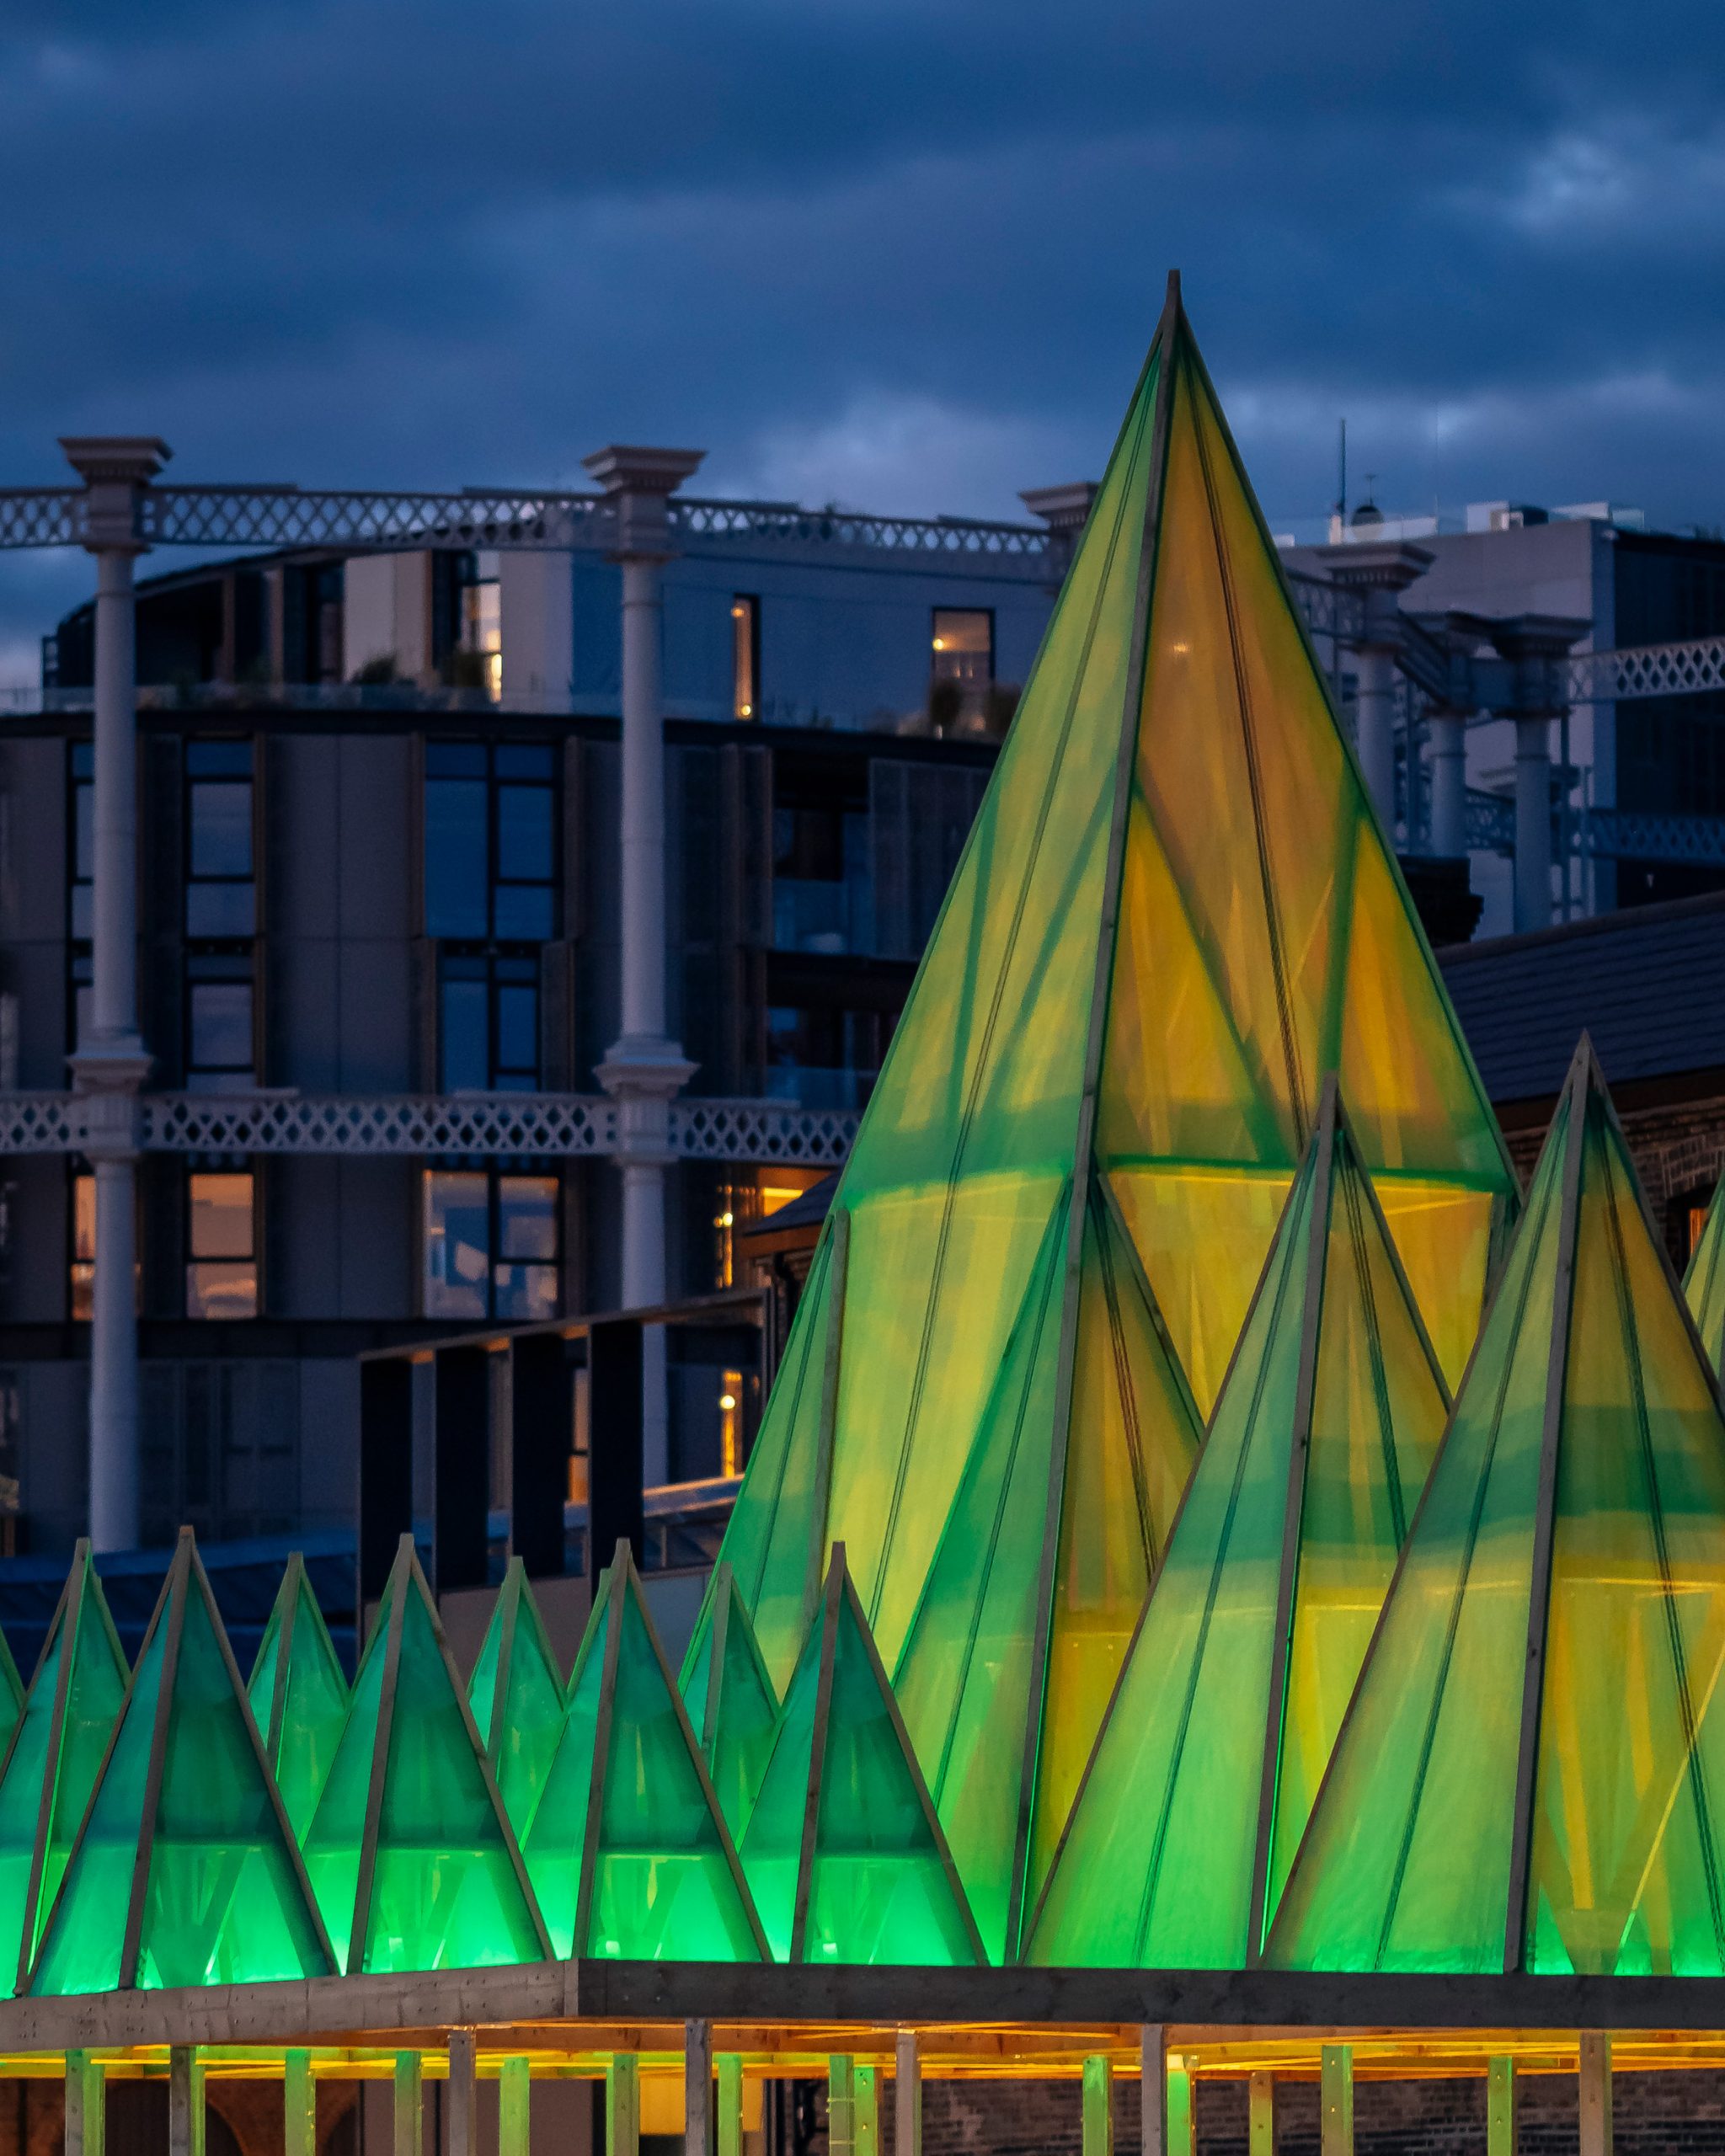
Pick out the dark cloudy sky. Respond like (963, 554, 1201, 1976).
(3, 0, 1722, 673)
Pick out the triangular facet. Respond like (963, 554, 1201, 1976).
(0, 1542, 127, 1990)
(1269, 1042, 1725, 1977)
(249, 1554, 349, 1844)
(301, 1537, 548, 1974)
(29, 1532, 334, 1994)
(1097, 318, 1514, 1411)
(524, 1545, 766, 1962)
(680, 1561, 779, 1843)
(1685, 1171, 1725, 1376)
(741, 1550, 985, 1966)
(467, 1559, 566, 1840)
(1028, 1084, 1448, 1968)
(0, 1631, 23, 1769)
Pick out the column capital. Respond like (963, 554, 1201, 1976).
(60, 435, 171, 556)
(583, 445, 705, 563)
(597, 1039, 697, 1166)
(1487, 612, 1592, 718)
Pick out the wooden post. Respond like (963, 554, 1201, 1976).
(716, 2058, 743, 2156)
(1140, 2029, 1167, 2156)
(895, 2034, 921, 2156)
(607, 2057, 640, 2156)
(854, 2068, 879, 2156)
(1083, 2056, 1114, 2156)
(1320, 2047, 1353, 2156)
(169, 2048, 206, 2156)
(447, 2033, 478, 2156)
(828, 2057, 854, 2156)
(285, 2051, 316, 2156)
(1166, 2056, 1192, 2156)
(499, 2059, 531, 2156)
(1487, 2059, 1516, 2156)
(686, 2021, 713, 2156)
(66, 2051, 104, 2156)
(393, 2054, 423, 2156)
(1579, 2034, 1612, 2156)
(1248, 2075, 1274, 2156)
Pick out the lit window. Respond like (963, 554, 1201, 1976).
(931, 608, 993, 686)
(71, 1171, 94, 1321)
(712, 1167, 827, 1288)
(731, 595, 759, 720)
(718, 1368, 743, 1478)
(1690, 1204, 1713, 1257)
(424, 1168, 560, 1320)
(458, 552, 502, 702)
(187, 1171, 257, 1320)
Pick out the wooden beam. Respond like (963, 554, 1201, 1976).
(1579, 2033, 1611, 2156)
(447, 2034, 478, 2156)
(1487, 2057, 1515, 2156)
(606, 2055, 640, 2156)
(499, 2057, 531, 2156)
(393, 2052, 422, 2156)
(169, 2047, 206, 2156)
(685, 2020, 712, 2156)
(1319, 2047, 1353, 2156)
(1082, 2055, 1114, 2156)
(1248, 2073, 1274, 2156)
(895, 2031, 921, 2156)
(285, 2050, 316, 2156)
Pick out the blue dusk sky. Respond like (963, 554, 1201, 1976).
(3, 0, 1722, 666)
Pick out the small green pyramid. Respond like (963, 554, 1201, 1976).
(1027, 1081, 1449, 1969)
(300, 1537, 548, 1974)
(0, 1541, 128, 1991)
(249, 1554, 349, 1843)
(467, 1559, 566, 1840)
(740, 1548, 985, 1967)
(1269, 1040, 1725, 1978)
(1685, 1171, 1725, 1376)
(680, 1561, 779, 1843)
(29, 1531, 334, 1995)
(524, 1545, 766, 1962)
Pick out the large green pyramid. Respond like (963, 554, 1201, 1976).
(702, 277, 1514, 1959)
(1269, 1040, 1725, 1977)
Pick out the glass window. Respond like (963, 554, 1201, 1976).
(187, 974, 254, 1091)
(423, 1168, 560, 1320)
(185, 741, 255, 937)
(732, 595, 759, 720)
(71, 1171, 94, 1321)
(424, 740, 556, 946)
(496, 1174, 558, 1321)
(458, 551, 502, 702)
(424, 1170, 491, 1318)
(439, 953, 538, 1091)
(931, 608, 994, 685)
(187, 1171, 258, 1320)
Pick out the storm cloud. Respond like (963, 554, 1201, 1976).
(3, 0, 1723, 664)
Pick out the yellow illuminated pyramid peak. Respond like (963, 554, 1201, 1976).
(697, 277, 1515, 1961)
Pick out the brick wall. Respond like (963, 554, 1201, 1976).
(1503, 1088, 1725, 1267)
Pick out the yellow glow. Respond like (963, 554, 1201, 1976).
(719, 1393, 737, 1412)
(731, 604, 745, 619)
(719, 1210, 734, 1228)
(738, 704, 752, 718)
(932, 637, 947, 651)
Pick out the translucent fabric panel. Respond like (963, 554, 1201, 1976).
(1029, 1193, 1203, 1907)
(742, 1572, 980, 1965)
(0, 1635, 23, 1769)
(361, 1582, 544, 1973)
(1372, 1176, 1500, 1397)
(251, 1566, 349, 1844)
(683, 1568, 779, 1844)
(710, 346, 1160, 1694)
(29, 1610, 167, 1997)
(1108, 1166, 1293, 1417)
(699, 1226, 835, 1693)
(301, 1617, 387, 1971)
(1096, 332, 1512, 1416)
(0, 1562, 129, 1986)
(892, 1198, 1067, 1963)
(1267, 1097, 1571, 1973)
(469, 1566, 566, 1840)
(1685, 1177, 1725, 1377)
(1526, 1100, 1725, 1976)
(1028, 1149, 1315, 1967)
(1264, 1139, 1449, 1932)
(826, 1170, 1064, 1673)
(584, 1581, 762, 1962)
(522, 1592, 608, 1960)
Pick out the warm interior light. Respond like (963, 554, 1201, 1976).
(731, 604, 745, 619)
(932, 637, 946, 650)
(719, 1393, 737, 1412)
(738, 704, 752, 718)
(719, 1210, 734, 1228)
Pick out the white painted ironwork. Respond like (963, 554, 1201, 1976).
(670, 1098, 860, 1164)
(139, 487, 611, 552)
(671, 498, 1050, 559)
(0, 490, 79, 548)
(1569, 635, 1725, 704)
(0, 1089, 862, 1164)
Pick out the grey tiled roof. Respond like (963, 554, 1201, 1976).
(1439, 889, 1725, 1106)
